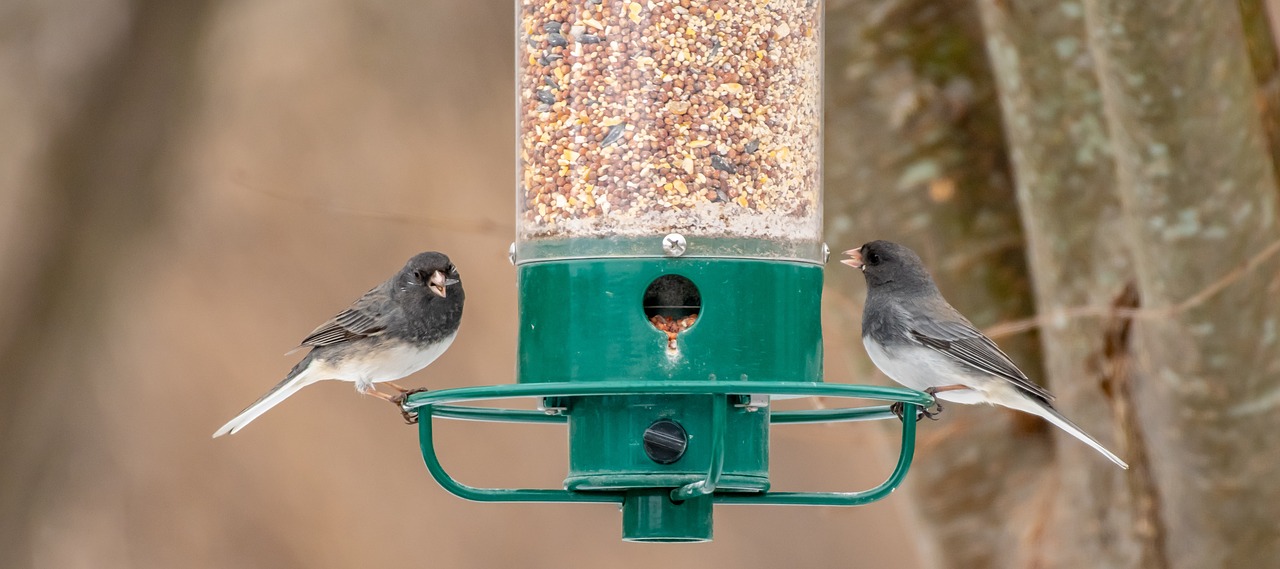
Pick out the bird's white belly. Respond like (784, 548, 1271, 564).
(862, 337, 990, 404)
(320, 331, 457, 385)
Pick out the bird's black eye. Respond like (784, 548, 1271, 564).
(867, 251, 882, 265)
(413, 269, 430, 284)
(447, 263, 456, 274)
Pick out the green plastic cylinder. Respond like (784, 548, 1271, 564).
(516, 258, 822, 494)
(622, 489, 714, 543)
(516, 258, 823, 384)
(564, 394, 767, 491)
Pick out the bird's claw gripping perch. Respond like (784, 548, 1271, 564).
(890, 401, 935, 422)
(393, 388, 431, 424)
(919, 404, 943, 421)
(890, 392, 944, 423)
(920, 387, 947, 419)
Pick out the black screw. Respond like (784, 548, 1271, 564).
(643, 419, 688, 465)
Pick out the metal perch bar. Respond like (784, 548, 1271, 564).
(410, 381, 928, 507)
(671, 395, 728, 501)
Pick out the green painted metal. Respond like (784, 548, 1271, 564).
(516, 258, 823, 504)
(564, 394, 767, 491)
(409, 380, 928, 506)
(402, 381, 934, 410)
(410, 256, 929, 540)
(422, 403, 901, 425)
(670, 394, 727, 501)
(515, 259, 823, 384)
(622, 490, 714, 542)
(715, 411, 918, 506)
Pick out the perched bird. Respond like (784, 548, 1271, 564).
(213, 252, 464, 437)
(843, 240, 1127, 468)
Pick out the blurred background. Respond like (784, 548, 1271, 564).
(2, 1, 1278, 568)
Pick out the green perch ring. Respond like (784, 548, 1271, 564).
(404, 255, 934, 543)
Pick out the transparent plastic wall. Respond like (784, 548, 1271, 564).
(516, 0, 822, 261)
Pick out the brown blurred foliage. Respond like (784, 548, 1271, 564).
(6, 1, 1280, 568)
(0, 1, 920, 568)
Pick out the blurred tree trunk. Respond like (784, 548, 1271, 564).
(824, 2, 1044, 567)
(1240, 0, 1280, 176)
(0, 1, 209, 565)
(976, 2, 1152, 567)
(832, 2, 1280, 568)
(1083, 1, 1280, 567)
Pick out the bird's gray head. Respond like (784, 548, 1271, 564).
(841, 240, 938, 295)
(399, 252, 462, 299)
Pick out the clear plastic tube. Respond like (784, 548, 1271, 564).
(516, 0, 822, 261)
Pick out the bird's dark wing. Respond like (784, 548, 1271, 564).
(297, 285, 394, 348)
(910, 312, 1055, 404)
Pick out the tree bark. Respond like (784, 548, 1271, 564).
(1083, 1, 1280, 567)
(1240, 0, 1280, 177)
(825, 2, 1043, 567)
(975, 2, 1154, 567)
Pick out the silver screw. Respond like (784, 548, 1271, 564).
(822, 243, 831, 263)
(662, 233, 687, 257)
(508, 242, 516, 265)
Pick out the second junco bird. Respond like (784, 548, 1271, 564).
(843, 240, 1127, 468)
(213, 252, 464, 437)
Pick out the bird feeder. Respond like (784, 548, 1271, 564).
(405, 0, 930, 542)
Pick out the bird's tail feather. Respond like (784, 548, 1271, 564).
(1024, 401, 1128, 469)
(213, 357, 318, 438)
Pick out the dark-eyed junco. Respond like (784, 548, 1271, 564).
(213, 252, 464, 437)
(843, 240, 1127, 468)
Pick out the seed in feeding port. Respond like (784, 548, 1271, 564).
(536, 90, 556, 105)
(650, 314, 698, 350)
(745, 139, 760, 153)
(578, 34, 601, 44)
(543, 21, 562, 33)
(601, 123, 626, 147)
(711, 155, 737, 174)
(547, 32, 567, 47)
(544, 76, 559, 89)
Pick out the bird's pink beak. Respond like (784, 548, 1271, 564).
(428, 270, 449, 297)
(840, 248, 865, 271)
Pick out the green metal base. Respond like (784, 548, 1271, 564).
(516, 258, 824, 384)
(405, 381, 931, 541)
(405, 256, 930, 541)
(518, 258, 821, 495)
(565, 394, 767, 492)
(623, 489, 714, 543)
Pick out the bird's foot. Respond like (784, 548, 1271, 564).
(360, 384, 399, 403)
(890, 401, 908, 421)
(890, 398, 943, 422)
(918, 385, 964, 420)
(392, 387, 431, 424)
(924, 384, 968, 396)
(890, 401, 930, 422)
(919, 402, 943, 421)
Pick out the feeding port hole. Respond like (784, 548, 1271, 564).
(643, 275, 701, 348)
